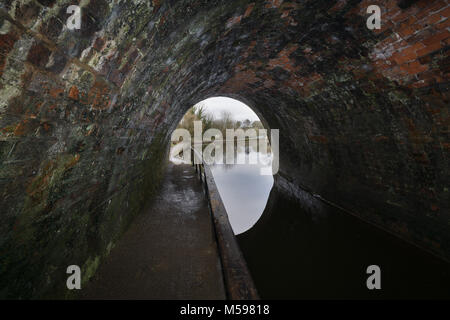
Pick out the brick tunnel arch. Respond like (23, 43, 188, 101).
(0, 0, 448, 298)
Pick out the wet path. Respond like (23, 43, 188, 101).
(82, 163, 225, 299)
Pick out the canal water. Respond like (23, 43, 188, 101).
(237, 185, 450, 300)
(171, 143, 450, 299)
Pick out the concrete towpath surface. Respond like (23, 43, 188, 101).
(81, 163, 226, 299)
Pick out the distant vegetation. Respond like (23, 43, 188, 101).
(177, 103, 265, 138)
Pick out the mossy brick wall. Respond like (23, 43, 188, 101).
(0, 0, 448, 298)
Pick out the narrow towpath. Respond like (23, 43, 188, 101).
(82, 163, 226, 299)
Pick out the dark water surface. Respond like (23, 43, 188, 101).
(171, 143, 450, 299)
(237, 186, 450, 299)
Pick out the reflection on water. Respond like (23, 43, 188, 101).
(238, 186, 450, 299)
(170, 141, 274, 235)
(210, 157, 273, 235)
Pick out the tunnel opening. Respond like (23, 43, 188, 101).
(169, 97, 274, 235)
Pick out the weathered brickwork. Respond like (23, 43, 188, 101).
(0, 0, 448, 298)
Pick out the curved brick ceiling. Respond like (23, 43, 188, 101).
(0, 0, 448, 298)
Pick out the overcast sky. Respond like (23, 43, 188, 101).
(194, 97, 260, 121)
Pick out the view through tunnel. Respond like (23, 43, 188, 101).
(170, 97, 274, 235)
